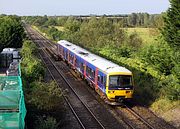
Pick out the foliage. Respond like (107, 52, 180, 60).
(27, 81, 64, 110)
(162, 0, 180, 50)
(20, 40, 64, 129)
(48, 27, 63, 41)
(127, 13, 163, 27)
(21, 57, 45, 82)
(139, 41, 175, 75)
(35, 116, 60, 129)
(21, 40, 38, 57)
(34, 15, 48, 26)
(21, 40, 45, 82)
(160, 75, 180, 100)
(0, 15, 25, 51)
(127, 32, 142, 48)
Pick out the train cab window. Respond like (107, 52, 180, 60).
(109, 75, 132, 89)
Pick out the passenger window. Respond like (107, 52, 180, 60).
(101, 76, 104, 84)
(91, 69, 95, 78)
(98, 75, 100, 81)
(86, 66, 89, 75)
(80, 63, 83, 70)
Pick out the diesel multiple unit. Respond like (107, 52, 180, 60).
(57, 40, 134, 105)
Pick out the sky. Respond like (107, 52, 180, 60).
(0, 0, 170, 16)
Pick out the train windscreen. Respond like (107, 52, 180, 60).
(109, 75, 133, 90)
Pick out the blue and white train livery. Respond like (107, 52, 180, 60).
(57, 40, 134, 105)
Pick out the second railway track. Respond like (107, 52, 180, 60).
(24, 24, 177, 129)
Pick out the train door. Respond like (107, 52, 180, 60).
(97, 71, 106, 93)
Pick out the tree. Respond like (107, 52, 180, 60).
(128, 13, 138, 26)
(0, 16, 25, 51)
(28, 81, 63, 110)
(162, 0, 180, 49)
(34, 15, 48, 26)
(144, 13, 150, 27)
(113, 23, 127, 47)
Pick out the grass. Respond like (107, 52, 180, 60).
(150, 98, 180, 115)
(54, 26, 65, 31)
(126, 28, 159, 46)
(32, 25, 54, 41)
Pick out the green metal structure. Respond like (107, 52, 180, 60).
(0, 65, 26, 129)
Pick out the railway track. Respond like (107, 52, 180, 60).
(128, 105, 177, 129)
(39, 48, 105, 129)
(24, 24, 176, 129)
(114, 105, 155, 129)
(26, 26, 105, 129)
(25, 25, 126, 129)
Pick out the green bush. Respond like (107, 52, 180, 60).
(21, 40, 45, 82)
(139, 41, 175, 75)
(160, 75, 180, 100)
(21, 40, 38, 57)
(21, 57, 45, 82)
(35, 116, 60, 129)
(28, 81, 64, 110)
(127, 32, 143, 48)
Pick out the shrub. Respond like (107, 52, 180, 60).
(127, 32, 143, 48)
(160, 75, 180, 101)
(35, 116, 60, 129)
(28, 81, 64, 110)
(139, 41, 175, 75)
(21, 40, 38, 57)
(21, 40, 45, 82)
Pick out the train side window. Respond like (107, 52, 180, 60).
(93, 70, 95, 78)
(63, 50, 65, 56)
(86, 66, 89, 75)
(101, 76, 104, 84)
(66, 51, 68, 58)
(80, 63, 83, 70)
(98, 75, 100, 82)
(76, 59, 79, 67)
(103, 77, 106, 85)
(89, 68, 92, 76)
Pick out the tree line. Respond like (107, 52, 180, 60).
(23, 12, 164, 28)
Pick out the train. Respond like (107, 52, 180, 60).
(57, 40, 134, 105)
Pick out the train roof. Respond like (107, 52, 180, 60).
(58, 40, 132, 74)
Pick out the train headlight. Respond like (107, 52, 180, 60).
(126, 91, 130, 94)
(108, 91, 114, 94)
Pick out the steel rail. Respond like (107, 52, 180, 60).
(26, 26, 106, 129)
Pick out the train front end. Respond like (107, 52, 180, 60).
(106, 72, 134, 105)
